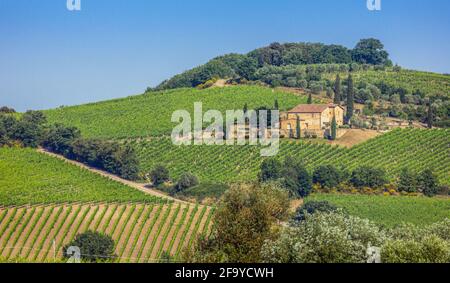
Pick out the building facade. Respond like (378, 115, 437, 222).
(280, 104, 345, 138)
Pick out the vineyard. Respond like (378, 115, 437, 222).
(307, 194, 450, 227)
(319, 68, 450, 97)
(0, 203, 214, 263)
(44, 86, 307, 139)
(0, 148, 164, 205)
(131, 128, 450, 185)
(353, 69, 450, 96)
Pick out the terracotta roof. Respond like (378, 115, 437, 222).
(288, 104, 332, 113)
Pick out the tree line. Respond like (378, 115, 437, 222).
(152, 38, 391, 91)
(0, 111, 140, 180)
(183, 182, 450, 263)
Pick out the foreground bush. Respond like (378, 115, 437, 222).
(381, 236, 450, 263)
(261, 212, 385, 263)
(150, 165, 170, 186)
(292, 200, 338, 223)
(183, 183, 289, 263)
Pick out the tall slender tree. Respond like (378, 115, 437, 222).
(333, 75, 341, 105)
(346, 74, 354, 123)
(427, 100, 433, 129)
(330, 116, 337, 141)
(296, 116, 301, 139)
(307, 93, 313, 104)
(274, 99, 279, 110)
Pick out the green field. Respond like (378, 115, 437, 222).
(354, 69, 450, 96)
(307, 194, 450, 227)
(131, 128, 450, 185)
(44, 86, 306, 139)
(323, 68, 450, 97)
(0, 148, 165, 205)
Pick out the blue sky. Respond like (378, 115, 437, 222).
(1, 0, 449, 111)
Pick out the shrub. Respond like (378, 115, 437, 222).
(175, 172, 199, 193)
(0, 106, 16, 113)
(381, 236, 450, 263)
(150, 165, 170, 186)
(418, 169, 439, 197)
(313, 165, 342, 188)
(282, 157, 312, 198)
(350, 166, 387, 188)
(292, 200, 338, 223)
(63, 231, 116, 263)
(259, 158, 283, 182)
(175, 182, 229, 201)
(261, 212, 385, 263)
(397, 168, 418, 193)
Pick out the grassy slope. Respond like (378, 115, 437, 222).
(44, 86, 307, 139)
(132, 128, 450, 185)
(307, 194, 450, 227)
(0, 148, 164, 205)
(324, 69, 450, 96)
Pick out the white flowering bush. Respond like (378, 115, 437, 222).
(381, 235, 450, 263)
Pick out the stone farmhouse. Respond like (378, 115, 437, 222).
(280, 104, 345, 138)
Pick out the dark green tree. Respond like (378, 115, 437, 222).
(0, 121, 7, 146)
(427, 101, 434, 129)
(333, 75, 341, 104)
(274, 99, 279, 110)
(398, 168, 418, 193)
(346, 74, 354, 123)
(292, 201, 338, 223)
(418, 169, 439, 197)
(115, 145, 140, 181)
(330, 116, 337, 141)
(150, 165, 170, 186)
(42, 124, 81, 156)
(352, 38, 391, 65)
(175, 172, 199, 193)
(313, 165, 342, 188)
(350, 166, 387, 188)
(296, 116, 301, 139)
(307, 93, 313, 104)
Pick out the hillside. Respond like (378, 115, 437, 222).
(0, 148, 164, 205)
(153, 39, 392, 90)
(131, 128, 450, 185)
(44, 86, 307, 139)
(0, 203, 213, 263)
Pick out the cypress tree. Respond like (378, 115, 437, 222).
(274, 99, 279, 110)
(333, 75, 341, 105)
(330, 116, 337, 141)
(346, 74, 354, 123)
(307, 93, 313, 104)
(296, 116, 301, 139)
